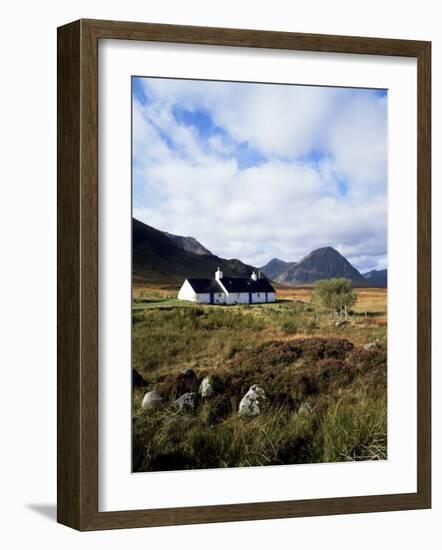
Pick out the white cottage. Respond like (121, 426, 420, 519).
(178, 268, 276, 305)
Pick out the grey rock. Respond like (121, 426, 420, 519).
(298, 402, 314, 415)
(141, 390, 164, 410)
(363, 339, 380, 351)
(174, 392, 198, 413)
(199, 375, 221, 398)
(238, 385, 267, 417)
(199, 376, 214, 398)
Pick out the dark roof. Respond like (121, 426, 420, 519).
(250, 279, 276, 293)
(186, 277, 275, 294)
(186, 278, 224, 293)
(220, 277, 275, 293)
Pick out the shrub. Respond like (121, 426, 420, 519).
(313, 278, 357, 314)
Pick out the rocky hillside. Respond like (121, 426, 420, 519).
(260, 258, 294, 280)
(163, 230, 212, 255)
(262, 247, 365, 285)
(133, 218, 255, 284)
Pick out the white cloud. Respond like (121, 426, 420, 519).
(133, 78, 387, 272)
(325, 94, 388, 195)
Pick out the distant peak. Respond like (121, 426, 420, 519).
(303, 246, 341, 260)
(269, 257, 285, 264)
(314, 246, 339, 253)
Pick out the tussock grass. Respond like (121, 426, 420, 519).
(133, 404, 316, 471)
(319, 395, 387, 462)
(133, 393, 387, 471)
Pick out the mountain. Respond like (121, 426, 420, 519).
(273, 247, 365, 285)
(163, 231, 212, 255)
(133, 220, 380, 287)
(363, 269, 387, 287)
(260, 258, 295, 280)
(133, 218, 255, 284)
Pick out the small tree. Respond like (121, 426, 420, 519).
(313, 278, 357, 319)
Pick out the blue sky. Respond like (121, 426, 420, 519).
(133, 77, 387, 272)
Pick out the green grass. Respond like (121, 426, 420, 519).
(319, 396, 387, 462)
(132, 294, 387, 471)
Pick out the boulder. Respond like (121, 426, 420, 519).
(132, 369, 145, 387)
(141, 390, 164, 410)
(363, 339, 380, 351)
(298, 402, 314, 415)
(199, 375, 221, 398)
(174, 392, 198, 413)
(238, 385, 267, 417)
(199, 376, 214, 398)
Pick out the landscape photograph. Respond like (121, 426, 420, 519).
(131, 76, 388, 472)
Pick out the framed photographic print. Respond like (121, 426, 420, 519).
(57, 19, 431, 530)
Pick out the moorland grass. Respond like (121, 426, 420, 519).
(133, 392, 387, 471)
(132, 288, 387, 471)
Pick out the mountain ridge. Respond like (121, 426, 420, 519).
(259, 258, 295, 280)
(133, 218, 387, 287)
(163, 230, 212, 256)
(133, 218, 256, 284)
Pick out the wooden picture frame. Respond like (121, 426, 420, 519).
(57, 18, 431, 531)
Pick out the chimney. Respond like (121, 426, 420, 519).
(251, 271, 258, 281)
(215, 267, 223, 280)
